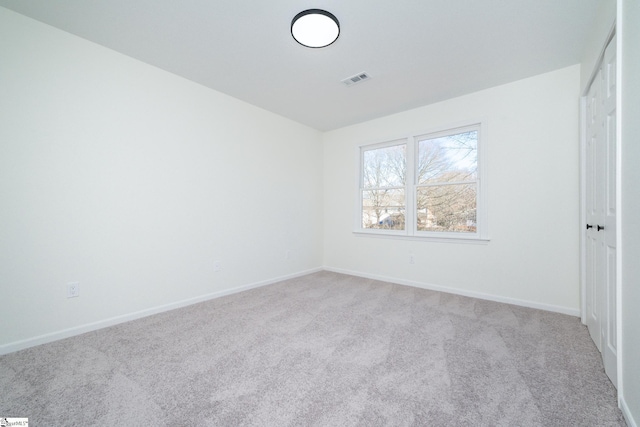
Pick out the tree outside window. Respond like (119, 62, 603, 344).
(416, 130, 477, 233)
(361, 142, 406, 230)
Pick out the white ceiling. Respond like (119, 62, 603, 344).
(0, 0, 602, 131)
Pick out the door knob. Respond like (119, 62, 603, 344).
(597, 225, 605, 231)
(586, 224, 594, 229)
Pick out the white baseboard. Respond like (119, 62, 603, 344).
(323, 266, 581, 317)
(0, 265, 583, 355)
(621, 397, 638, 427)
(0, 267, 322, 356)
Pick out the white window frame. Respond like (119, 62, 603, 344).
(355, 122, 489, 243)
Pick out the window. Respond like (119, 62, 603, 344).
(357, 124, 486, 241)
(361, 140, 406, 231)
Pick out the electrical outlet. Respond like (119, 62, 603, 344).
(285, 250, 291, 260)
(409, 254, 415, 265)
(214, 260, 221, 272)
(67, 282, 80, 298)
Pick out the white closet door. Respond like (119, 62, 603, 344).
(585, 35, 617, 388)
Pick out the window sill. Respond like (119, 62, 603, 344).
(353, 230, 490, 245)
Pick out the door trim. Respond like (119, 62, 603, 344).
(614, 8, 623, 401)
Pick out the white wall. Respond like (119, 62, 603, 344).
(580, 0, 617, 92)
(0, 8, 323, 351)
(621, 0, 640, 424)
(323, 66, 581, 314)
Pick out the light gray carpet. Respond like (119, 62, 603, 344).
(0, 271, 627, 426)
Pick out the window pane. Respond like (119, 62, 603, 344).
(416, 184, 476, 233)
(363, 144, 406, 188)
(362, 189, 405, 230)
(417, 131, 477, 184)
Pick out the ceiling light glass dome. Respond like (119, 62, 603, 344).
(291, 9, 340, 48)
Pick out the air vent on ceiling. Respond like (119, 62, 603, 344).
(341, 72, 371, 87)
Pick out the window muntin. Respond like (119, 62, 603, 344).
(357, 124, 484, 241)
(361, 142, 406, 231)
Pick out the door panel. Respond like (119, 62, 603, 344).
(586, 236, 600, 347)
(585, 68, 602, 350)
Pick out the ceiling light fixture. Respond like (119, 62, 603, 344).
(291, 9, 340, 48)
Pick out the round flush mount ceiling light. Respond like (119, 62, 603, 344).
(291, 9, 340, 48)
